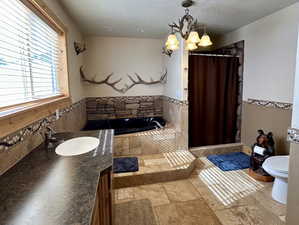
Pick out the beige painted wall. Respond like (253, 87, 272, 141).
(43, 0, 85, 103)
(83, 37, 164, 97)
(218, 3, 299, 103)
(217, 3, 299, 153)
(241, 103, 292, 155)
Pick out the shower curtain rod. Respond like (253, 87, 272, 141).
(189, 53, 240, 57)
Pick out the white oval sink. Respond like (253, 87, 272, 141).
(55, 137, 100, 156)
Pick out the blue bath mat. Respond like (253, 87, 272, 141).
(113, 157, 139, 173)
(207, 152, 250, 171)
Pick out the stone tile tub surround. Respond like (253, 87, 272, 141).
(162, 96, 188, 151)
(113, 96, 189, 157)
(0, 99, 87, 175)
(114, 127, 179, 156)
(86, 95, 163, 120)
(0, 130, 113, 225)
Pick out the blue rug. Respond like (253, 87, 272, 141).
(207, 152, 250, 171)
(113, 157, 139, 173)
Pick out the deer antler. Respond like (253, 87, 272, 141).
(124, 70, 167, 92)
(80, 66, 126, 93)
(80, 66, 167, 93)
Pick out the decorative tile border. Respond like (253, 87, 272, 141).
(287, 128, 299, 144)
(162, 96, 189, 106)
(0, 99, 86, 151)
(246, 99, 292, 110)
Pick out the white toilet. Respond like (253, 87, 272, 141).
(262, 156, 289, 204)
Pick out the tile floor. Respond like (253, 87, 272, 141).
(114, 157, 286, 225)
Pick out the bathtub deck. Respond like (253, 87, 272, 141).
(113, 151, 196, 188)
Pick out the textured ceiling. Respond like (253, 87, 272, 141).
(59, 0, 298, 38)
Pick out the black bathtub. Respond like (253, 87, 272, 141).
(83, 117, 166, 135)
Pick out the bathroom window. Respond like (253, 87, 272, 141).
(0, 0, 70, 137)
(0, 0, 69, 109)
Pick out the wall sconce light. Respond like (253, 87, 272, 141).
(162, 47, 173, 57)
(74, 42, 86, 55)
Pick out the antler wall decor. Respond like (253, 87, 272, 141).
(80, 66, 126, 93)
(80, 66, 167, 94)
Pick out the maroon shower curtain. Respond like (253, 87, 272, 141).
(188, 55, 239, 148)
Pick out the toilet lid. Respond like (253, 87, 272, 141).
(264, 156, 289, 174)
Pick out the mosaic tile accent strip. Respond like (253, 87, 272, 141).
(86, 96, 163, 120)
(287, 128, 299, 144)
(247, 99, 292, 110)
(162, 96, 188, 106)
(0, 99, 86, 151)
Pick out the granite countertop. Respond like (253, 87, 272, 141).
(0, 130, 114, 225)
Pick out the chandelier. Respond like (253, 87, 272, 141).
(165, 0, 213, 51)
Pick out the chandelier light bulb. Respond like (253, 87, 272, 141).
(187, 31, 201, 44)
(199, 33, 213, 47)
(166, 43, 179, 51)
(166, 34, 179, 46)
(185, 40, 198, 51)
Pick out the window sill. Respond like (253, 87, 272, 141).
(0, 96, 71, 138)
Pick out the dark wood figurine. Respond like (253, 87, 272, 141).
(249, 130, 275, 182)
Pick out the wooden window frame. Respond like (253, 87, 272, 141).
(0, 0, 71, 138)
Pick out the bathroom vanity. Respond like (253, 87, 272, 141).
(0, 130, 114, 225)
(92, 167, 113, 225)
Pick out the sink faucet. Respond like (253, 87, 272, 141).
(42, 126, 58, 149)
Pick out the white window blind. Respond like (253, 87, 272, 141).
(0, 0, 61, 108)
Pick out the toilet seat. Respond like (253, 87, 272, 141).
(263, 156, 289, 174)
